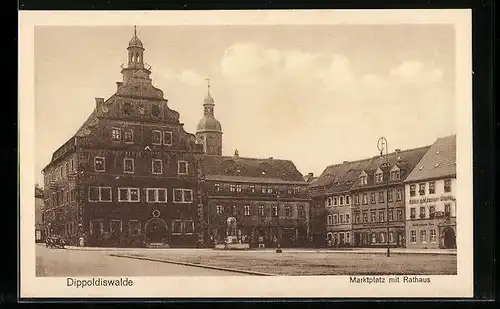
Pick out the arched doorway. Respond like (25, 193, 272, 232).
(442, 227, 456, 249)
(144, 218, 168, 244)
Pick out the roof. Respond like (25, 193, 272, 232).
(349, 145, 431, 190)
(404, 135, 456, 182)
(197, 116, 222, 133)
(310, 158, 370, 189)
(201, 155, 306, 184)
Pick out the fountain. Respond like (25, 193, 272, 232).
(214, 217, 250, 250)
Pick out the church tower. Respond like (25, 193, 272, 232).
(196, 79, 223, 156)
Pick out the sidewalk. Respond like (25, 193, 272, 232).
(62, 245, 456, 255)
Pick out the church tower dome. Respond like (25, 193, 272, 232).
(196, 79, 223, 156)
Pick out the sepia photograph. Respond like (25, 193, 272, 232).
(20, 10, 473, 298)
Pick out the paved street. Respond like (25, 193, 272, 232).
(36, 244, 240, 277)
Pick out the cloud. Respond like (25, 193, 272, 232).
(389, 61, 444, 84)
(177, 70, 205, 86)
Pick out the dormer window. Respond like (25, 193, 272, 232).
(391, 171, 400, 180)
(375, 172, 383, 183)
(359, 176, 367, 185)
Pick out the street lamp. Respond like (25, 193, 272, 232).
(276, 192, 282, 253)
(377, 136, 391, 257)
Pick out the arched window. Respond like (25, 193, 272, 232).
(327, 215, 333, 225)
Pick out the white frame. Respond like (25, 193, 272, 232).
(183, 220, 195, 235)
(90, 219, 104, 235)
(216, 205, 223, 215)
(420, 230, 427, 243)
(172, 188, 193, 203)
(410, 230, 417, 243)
(124, 128, 134, 143)
(88, 186, 112, 202)
(111, 127, 121, 141)
(345, 195, 350, 205)
(230, 184, 235, 192)
(94, 156, 106, 172)
(327, 215, 333, 225)
(419, 182, 426, 195)
(236, 184, 242, 192)
(110, 220, 123, 233)
(123, 157, 135, 174)
(429, 181, 436, 194)
(171, 219, 183, 235)
(146, 188, 168, 203)
(162, 131, 172, 146)
(258, 205, 264, 216)
(410, 184, 416, 196)
(129, 220, 141, 236)
(430, 229, 437, 243)
(152, 130, 162, 145)
(177, 160, 188, 175)
(118, 187, 141, 202)
(345, 213, 350, 223)
(152, 159, 163, 174)
(244, 205, 250, 216)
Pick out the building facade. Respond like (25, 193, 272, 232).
(195, 88, 311, 248)
(42, 29, 204, 248)
(35, 185, 46, 243)
(404, 135, 457, 249)
(350, 147, 429, 248)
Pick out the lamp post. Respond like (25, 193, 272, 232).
(276, 192, 282, 253)
(377, 136, 391, 257)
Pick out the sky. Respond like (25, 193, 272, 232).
(34, 25, 456, 185)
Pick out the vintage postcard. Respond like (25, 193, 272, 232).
(19, 10, 473, 298)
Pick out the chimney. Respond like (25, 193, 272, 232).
(116, 82, 123, 89)
(308, 172, 313, 177)
(95, 98, 105, 108)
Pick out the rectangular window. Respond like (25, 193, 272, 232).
(419, 206, 426, 218)
(230, 184, 236, 192)
(420, 230, 427, 243)
(272, 205, 278, 217)
(183, 220, 195, 234)
(177, 161, 188, 175)
(355, 213, 360, 223)
(346, 232, 351, 244)
(378, 191, 384, 203)
(389, 231, 394, 243)
(444, 204, 451, 217)
(339, 232, 345, 244)
(380, 232, 386, 243)
(216, 205, 223, 215)
(152, 159, 163, 174)
(391, 171, 400, 180)
(359, 176, 367, 185)
(285, 206, 292, 217)
(236, 185, 242, 192)
(429, 206, 436, 218)
(345, 195, 350, 205)
(379, 211, 385, 222)
(354, 195, 360, 205)
(411, 230, 417, 243)
(430, 229, 437, 243)
(172, 220, 182, 234)
(410, 208, 416, 219)
(444, 179, 452, 192)
(261, 186, 266, 194)
(90, 220, 104, 235)
(118, 188, 140, 202)
(370, 192, 376, 204)
(267, 187, 273, 194)
(388, 190, 393, 202)
(362, 194, 368, 205)
(152, 104, 160, 117)
(215, 183, 221, 192)
(339, 196, 344, 205)
(340, 214, 344, 224)
(152, 130, 162, 145)
(375, 173, 383, 183)
(258, 205, 265, 216)
(397, 209, 403, 221)
(410, 184, 416, 197)
(370, 211, 376, 222)
(146, 188, 167, 203)
(396, 189, 403, 201)
(65, 162, 70, 175)
(297, 206, 305, 218)
(71, 159, 74, 172)
(124, 158, 135, 173)
(129, 220, 141, 236)
(244, 205, 250, 216)
(388, 209, 394, 221)
(88, 186, 112, 202)
(429, 181, 436, 194)
(249, 185, 255, 193)
(371, 233, 377, 243)
(111, 128, 121, 141)
(110, 220, 123, 234)
(333, 197, 338, 206)
(345, 213, 350, 223)
(293, 187, 300, 194)
(94, 156, 105, 172)
(124, 129, 134, 143)
(333, 214, 338, 225)
(163, 131, 172, 146)
(419, 183, 426, 195)
(173, 189, 193, 203)
(232, 205, 237, 216)
(363, 212, 368, 223)
(327, 197, 332, 207)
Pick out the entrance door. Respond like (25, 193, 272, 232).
(145, 218, 168, 244)
(443, 227, 456, 249)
